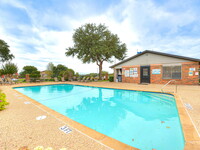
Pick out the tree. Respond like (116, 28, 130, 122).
(102, 71, 108, 76)
(75, 72, 79, 77)
(47, 62, 54, 72)
(2, 62, 18, 77)
(60, 68, 75, 80)
(89, 73, 98, 77)
(0, 39, 14, 63)
(53, 64, 68, 77)
(66, 23, 127, 79)
(20, 66, 40, 78)
(66, 68, 75, 79)
(46, 62, 54, 78)
(0, 69, 3, 76)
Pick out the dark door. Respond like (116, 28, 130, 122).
(140, 66, 150, 83)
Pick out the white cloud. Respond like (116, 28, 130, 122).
(0, 0, 200, 74)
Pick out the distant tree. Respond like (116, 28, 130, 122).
(75, 72, 79, 77)
(0, 39, 14, 63)
(89, 73, 98, 77)
(46, 62, 54, 78)
(67, 68, 75, 79)
(20, 66, 40, 78)
(66, 23, 127, 79)
(53, 64, 68, 77)
(60, 68, 75, 80)
(0, 69, 3, 76)
(2, 62, 18, 77)
(102, 71, 108, 76)
(47, 62, 54, 72)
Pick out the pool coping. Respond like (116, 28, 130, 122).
(11, 82, 200, 150)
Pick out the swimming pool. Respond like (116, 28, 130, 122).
(14, 84, 185, 150)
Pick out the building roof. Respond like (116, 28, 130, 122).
(110, 50, 200, 68)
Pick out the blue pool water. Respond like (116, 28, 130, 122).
(14, 84, 185, 150)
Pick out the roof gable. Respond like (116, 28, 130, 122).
(110, 50, 200, 68)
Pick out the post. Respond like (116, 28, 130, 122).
(25, 74, 30, 82)
(175, 84, 178, 93)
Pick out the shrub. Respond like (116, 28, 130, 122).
(49, 79, 55, 81)
(57, 76, 62, 81)
(30, 78, 36, 82)
(0, 91, 9, 110)
(2, 62, 18, 75)
(30, 74, 40, 78)
(17, 79, 26, 83)
(109, 76, 114, 82)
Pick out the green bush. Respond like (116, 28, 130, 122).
(49, 79, 55, 81)
(30, 74, 39, 78)
(57, 76, 62, 81)
(30, 78, 36, 82)
(109, 76, 114, 82)
(0, 91, 9, 111)
(17, 79, 26, 83)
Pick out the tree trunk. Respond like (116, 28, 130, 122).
(98, 62, 103, 80)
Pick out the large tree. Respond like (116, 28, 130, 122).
(0, 39, 14, 63)
(66, 23, 127, 79)
(20, 66, 40, 78)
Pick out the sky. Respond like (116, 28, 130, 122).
(0, 0, 200, 74)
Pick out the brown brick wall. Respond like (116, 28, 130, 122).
(121, 62, 199, 85)
(122, 66, 140, 83)
(181, 62, 199, 85)
(150, 64, 163, 84)
(150, 62, 199, 85)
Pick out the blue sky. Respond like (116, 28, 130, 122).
(0, 0, 200, 73)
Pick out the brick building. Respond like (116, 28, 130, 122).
(110, 50, 200, 85)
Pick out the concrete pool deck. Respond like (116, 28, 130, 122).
(0, 82, 200, 150)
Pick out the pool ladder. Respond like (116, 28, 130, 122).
(161, 80, 177, 93)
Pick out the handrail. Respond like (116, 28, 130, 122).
(161, 80, 177, 93)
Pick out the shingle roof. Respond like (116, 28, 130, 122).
(110, 50, 200, 68)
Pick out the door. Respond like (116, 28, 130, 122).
(140, 66, 150, 83)
(116, 69, 122, 82)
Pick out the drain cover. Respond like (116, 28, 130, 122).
(36, 115, 47, 120)
(24, 101, 31, 104)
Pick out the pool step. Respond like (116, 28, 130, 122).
(144, 92, 174, 104)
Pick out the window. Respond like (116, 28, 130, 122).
(172, 66, 181, 79)
(142, 68, 148, 76)
(163, 65, 181, 79)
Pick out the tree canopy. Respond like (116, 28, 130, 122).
(49, 63, 75, 80)
(66, 23, 127, 78)
(20, 66, 40, 78)
(53, 64, 68, 77)
(1, 62, 18, 76)
(46, 62, 54, 78)
(0, 39, 14, 63)
(47, 62, 54, 72)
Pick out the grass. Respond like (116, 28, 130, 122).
(16, 79, 26, 83)
(97, 80, 109, 82)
